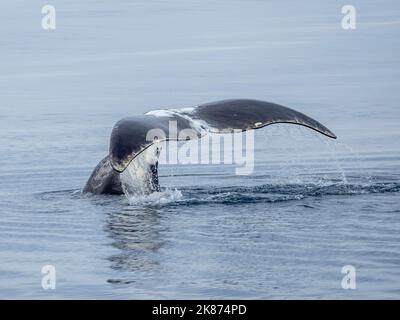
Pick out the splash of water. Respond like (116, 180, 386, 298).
(118, 142, 183, 206)
(120, 143, 162, 197)
(125, 189, 183, 206)
(117, 123, 393, 207)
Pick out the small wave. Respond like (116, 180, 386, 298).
(37, 181, 400, 208)
(35, 189, 81, 200)
(157, 181, 400, 206)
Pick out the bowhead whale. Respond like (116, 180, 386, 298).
(83, 99, 336, 195)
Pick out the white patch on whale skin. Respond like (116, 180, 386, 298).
(146, 107, 210, 136)
(145, 107, 195, 118)
(145, 109, 175, 117)
(178, 106, 196, 114)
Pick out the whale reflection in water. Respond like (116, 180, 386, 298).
(105, 206, 165, 282)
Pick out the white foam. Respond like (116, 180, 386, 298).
(126, 188, 183, 206)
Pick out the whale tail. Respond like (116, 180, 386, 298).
(85, 99, 337, 195)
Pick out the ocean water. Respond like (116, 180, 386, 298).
(0, 0, 399, 299)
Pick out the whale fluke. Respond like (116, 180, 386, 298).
(192, 99, 336, 138)
(84, 99, 337, 195)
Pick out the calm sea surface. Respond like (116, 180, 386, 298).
(0, 0, 399, 298)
